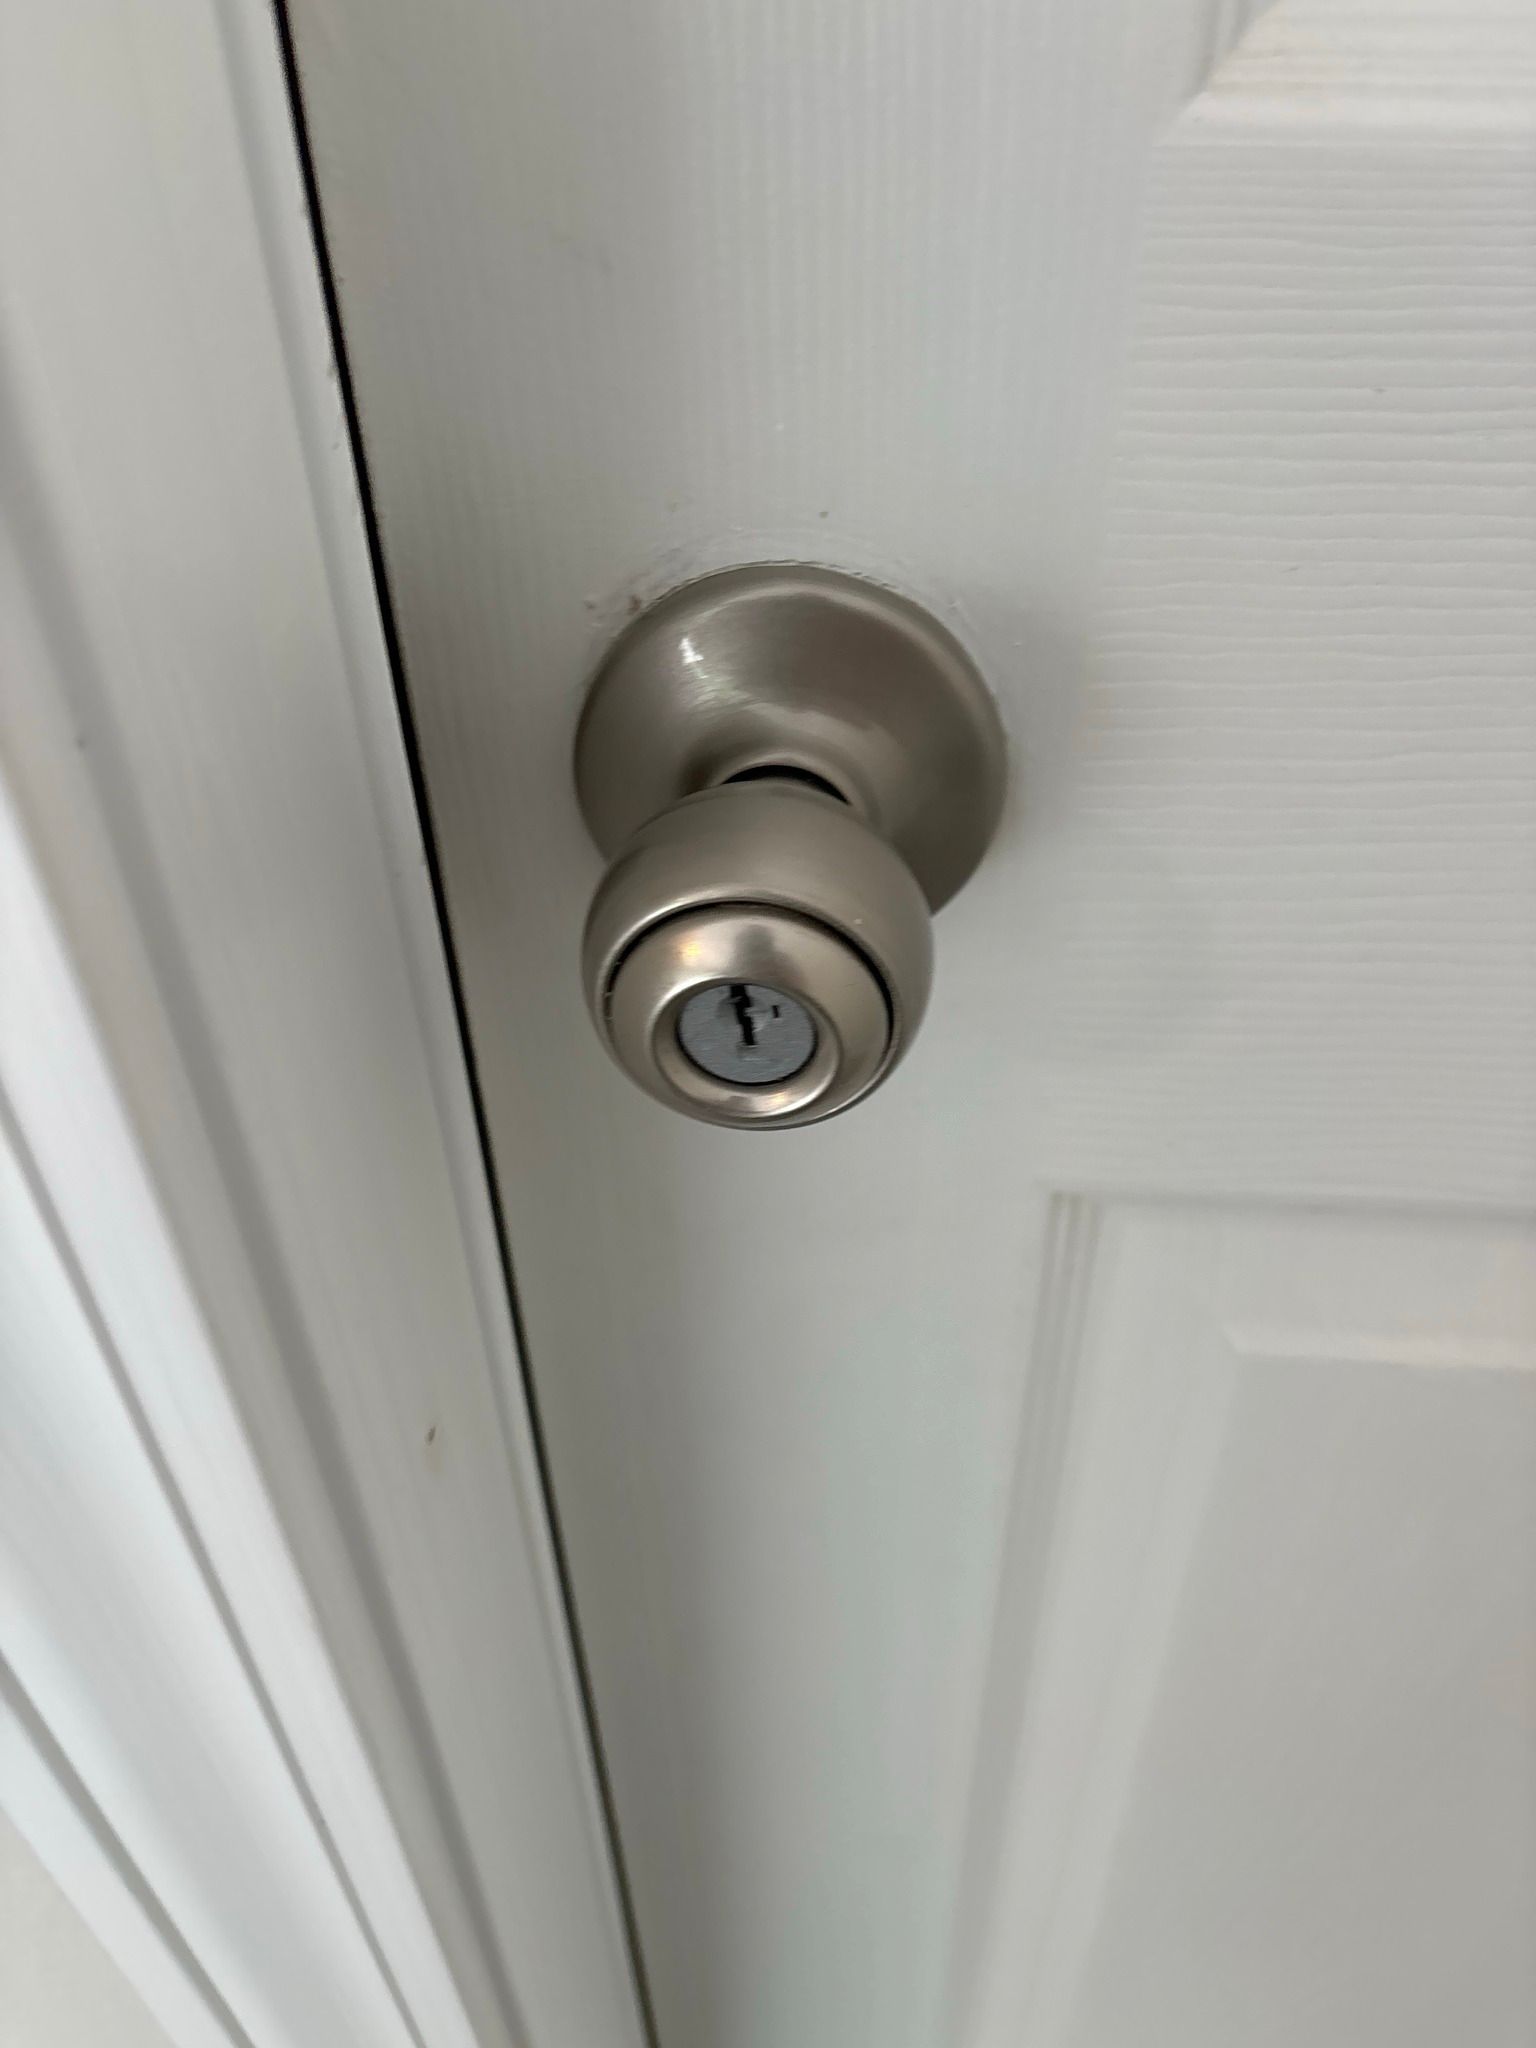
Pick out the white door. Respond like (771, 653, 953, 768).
(289, 4, 1536, 2045)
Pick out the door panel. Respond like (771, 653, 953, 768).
(1036, 19, 1536, 1205)
(290, 1, 1536, 2043)
(960, 1203, 1536, 2045)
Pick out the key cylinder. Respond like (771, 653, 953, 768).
(677, 983, 818, 1086)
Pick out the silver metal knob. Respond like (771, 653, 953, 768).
(574, 564, 1005, 1130)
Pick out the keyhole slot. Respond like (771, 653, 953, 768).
(727, 982, 758, 1049)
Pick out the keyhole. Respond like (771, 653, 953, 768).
(676, 981, 817, 1086)
(728, 982, 759, 1050)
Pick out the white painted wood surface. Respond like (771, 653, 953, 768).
(1036, 0, 1536, 1205)
(0, 5, 644, 2047)
(955, 1201, 1536, 2046)
(0, 1810, 175, 2048)
(294, 0, 1536, 2043)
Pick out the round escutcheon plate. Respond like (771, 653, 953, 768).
(574, 563, 1005, 910)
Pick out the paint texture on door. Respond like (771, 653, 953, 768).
(291, 3, 1536, 2043)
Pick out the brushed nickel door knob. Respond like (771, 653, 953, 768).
(574, 564, 1005, 1130)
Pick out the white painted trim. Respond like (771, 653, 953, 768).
(0, 5, 646, 2047)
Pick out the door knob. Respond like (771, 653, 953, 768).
(574, 564, 1005, 1129)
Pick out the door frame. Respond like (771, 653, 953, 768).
(0, 6, 647, 2046)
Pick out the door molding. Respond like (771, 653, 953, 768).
(0, 6, 646, 2047)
